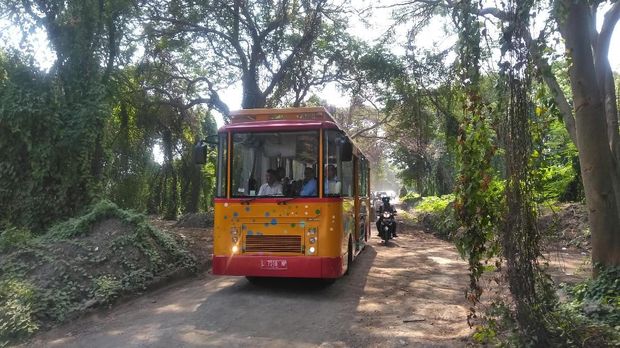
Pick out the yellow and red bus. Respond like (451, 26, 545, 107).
(200, 107, 371, 279)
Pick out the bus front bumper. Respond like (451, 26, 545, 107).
(212, 255, 344, 279)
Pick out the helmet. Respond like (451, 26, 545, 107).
(381, 196, 390, 203)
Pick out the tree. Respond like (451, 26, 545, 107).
(143, 0, 359, 117)
(478, 0, 620, 270)
(0, 0, 136, 229)
(396, 0, 620, 270)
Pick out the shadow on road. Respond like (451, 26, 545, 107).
(189, 246, 377, 346)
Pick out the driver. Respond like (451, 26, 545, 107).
(376, 196, 398, 237)
(258, 169, 283, 196)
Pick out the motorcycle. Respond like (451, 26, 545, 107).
(378, 209, 396, 244)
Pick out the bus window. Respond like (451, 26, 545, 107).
(342, 158, 353, 197)
(216, 133, 228, 197)
(324, 130, 353, 196)
(358, 156, 368, 197)
(230, 131, 319, 197)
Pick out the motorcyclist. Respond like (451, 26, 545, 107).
(376, 196, 397, 238)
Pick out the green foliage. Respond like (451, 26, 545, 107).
(0, 52, 71, 231)
(91, 275, 123, 303)
(475, 270, 620, 347)
(143, 0, 360, 110)
(413, 195, 458, 240)
(415, 194, 455, 214)
(451, 0, 504, 327)
(0, 200, 196, 345)
(0, 226, 33, 252)
(543, 306, 618, 347)
(533, 87, 582, 203)
(418, 201, 459, 240)
(565, 267, 620, 327)
(47, 200, 127, 239)
(453, 107, 501, 312)
(540, 267, 620, 346)
(400, 191, 421, 207)
(0, 279, 38, 345)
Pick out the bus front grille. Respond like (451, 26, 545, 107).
(245, 235, 302, 253)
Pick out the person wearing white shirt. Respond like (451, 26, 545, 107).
(324, 164, 341, 195)
(258, 169, 283, 196)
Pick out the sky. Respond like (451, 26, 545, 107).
(1, 1, 619, 129)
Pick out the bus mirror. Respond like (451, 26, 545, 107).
(193, 140, 208, 164)
(340, 141, 353, 161)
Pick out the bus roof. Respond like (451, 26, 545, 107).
(228, 107, 336, 123)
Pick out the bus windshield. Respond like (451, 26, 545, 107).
(231, 130, 319, 197)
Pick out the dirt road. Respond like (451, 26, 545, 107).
(25, 224, 587, 348)
(26, 225, 472, 348)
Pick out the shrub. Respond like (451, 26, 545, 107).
(415, 194, 455, 214)
(474, 268, 620, 347)
(0, 279, 38, 345)
(0, 226, 33, 252)
(400, 192, 421, 208)
(564, 266, 620, 327)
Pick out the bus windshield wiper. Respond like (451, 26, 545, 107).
(241, 197, 257, 205)
(276, 197, 296, 205)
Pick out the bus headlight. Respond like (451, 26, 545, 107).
(308, 246, 316, 254)
(307, 228, 317, 235)
(309, 237, 316, 244)
(232, 245, 239, 254)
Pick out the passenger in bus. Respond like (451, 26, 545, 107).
(299, 167, 317, 196)
(258, 169, 283, 196)
(276, 166, 293, 196)
(324, 164, 341, 194)
(276, 167, 286, 181)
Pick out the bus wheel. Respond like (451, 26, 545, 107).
(345, 236, 353, 275)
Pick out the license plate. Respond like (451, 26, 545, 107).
(260, 259, 288, 270)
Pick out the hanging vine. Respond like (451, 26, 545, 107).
(498, 0, 556, 344)
(452, 0, 501, 326)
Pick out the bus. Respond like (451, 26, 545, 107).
(196, 107, 371, 279)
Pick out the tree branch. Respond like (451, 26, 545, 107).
(595, 2, 620, 163)
(262, 1, 325, 98)
(524, 30, 578, 144)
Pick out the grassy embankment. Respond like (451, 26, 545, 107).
(0, 201, 197, 346)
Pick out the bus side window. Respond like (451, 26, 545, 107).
(341, 159, 353, 197)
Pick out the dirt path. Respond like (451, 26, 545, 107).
(24, 224, 588, 348)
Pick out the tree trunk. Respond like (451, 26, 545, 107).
(241, 71, 267, 108)
(187, 164, 202, 213)
(562, 3, 620, 269)
(162, 129, 178, 220)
